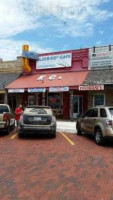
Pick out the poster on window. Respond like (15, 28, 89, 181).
(48, 93, 61, 109)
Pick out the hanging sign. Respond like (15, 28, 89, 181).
(8, 89, 25, 93)
(28, 88, 46, 93)
(79, 85, 104, 91)
(22, 51, 39, 60)
(36, 53, 72, 69)
(49, 87, 69, 92)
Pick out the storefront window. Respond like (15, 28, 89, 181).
(8, 94, 16, 111)
(94, 94, 105, 106)
(28, 95, 36, 105)
(48, 93, 61, 110)
(0, 94, 4, 104)
(48, 93, 62, 118)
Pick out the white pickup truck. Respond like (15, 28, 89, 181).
(0, 104, 15, 134)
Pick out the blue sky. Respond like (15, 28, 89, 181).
(0, 0, 113, 60)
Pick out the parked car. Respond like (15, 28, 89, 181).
(76, 106, 113, 145)
(18, 106, 56, 138)
(0, 104, 15, 134)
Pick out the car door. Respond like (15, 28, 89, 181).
(87, 108, 98, 134)
(81, 108, 98, 133)
(81, 109, 92, 132)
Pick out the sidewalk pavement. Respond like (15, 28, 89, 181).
(15, 120, 77, 133)
(56, 121, 77, 133)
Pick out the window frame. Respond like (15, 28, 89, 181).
(93, 93, 105, 107)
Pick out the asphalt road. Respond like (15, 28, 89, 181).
(0, 129, 113, 200)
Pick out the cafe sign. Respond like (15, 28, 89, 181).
(89, 46, 113, 69)
(36, 53, 72, 69)
(79, 85, 104, 91)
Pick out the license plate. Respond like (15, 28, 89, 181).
(34, 117, 41, 121)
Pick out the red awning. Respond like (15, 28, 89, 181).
(6, 71, 88, 89)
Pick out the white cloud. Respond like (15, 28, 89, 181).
(0, 39, 54, 61)
(34, 0, 113, 36)
(0, 0, 112, 39)
(0, 0, 113, 60)
(0, 0, 39, 38)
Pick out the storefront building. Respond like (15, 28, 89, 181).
(6, 48, 89, 120)
(80, 45, 113, 108)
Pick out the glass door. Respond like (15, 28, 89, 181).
(73, 95, 83, 118)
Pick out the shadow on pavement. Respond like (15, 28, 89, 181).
(80, 133, 113, 148)
(18, 133, 56, 140)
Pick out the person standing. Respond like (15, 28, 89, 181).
(15, 104, 23, 126)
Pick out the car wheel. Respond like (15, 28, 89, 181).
(18, 130, 23, 138)
(11, 122, 15, 131)
(50, 130, 56, 138)
(6, 126, 10, 134)
(76, 123, 82, 135)
(95, 128, 104, 145)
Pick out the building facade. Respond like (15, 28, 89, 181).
(81, 45, 113, 108)
(6, 49, 89, 120)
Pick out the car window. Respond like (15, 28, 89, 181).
(0, 106, 9, 114)
(100, 108, 107, 117)
(83, 108, 98, 118)
(30, 108, 47, 114)
(109, 108, 113, 117)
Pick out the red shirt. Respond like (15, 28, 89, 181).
(15, 107, 22, 121)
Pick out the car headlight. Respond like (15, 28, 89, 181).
(52, 116, 56, 123)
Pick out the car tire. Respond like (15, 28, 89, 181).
(50, 130, 56, 138)
(18, 130, 23, 138)
(95, 128, 104, 145)
(6, 126, 10, 134)
(76, 123, 82, 135)
(11, 122, 15, 131)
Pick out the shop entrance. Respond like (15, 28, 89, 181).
(72, 95, 83, 118)
(48, 92, 63, 118)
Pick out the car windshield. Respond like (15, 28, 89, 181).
(0, 106, 9, 114)
(109, 108, 113, 117)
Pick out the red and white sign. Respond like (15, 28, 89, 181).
(79, 85, 104, 91)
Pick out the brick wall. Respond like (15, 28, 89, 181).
(0, 57, 22, 73)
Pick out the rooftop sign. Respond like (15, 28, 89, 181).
(22, 51, 39, 60)
(89, 46, 113, 69)
(36, 53, 72, 69)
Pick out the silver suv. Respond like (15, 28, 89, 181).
(18, 106, 56, 138)
(76, 106, 113, 145)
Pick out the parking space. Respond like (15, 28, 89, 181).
(0, 129, 113, 200)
